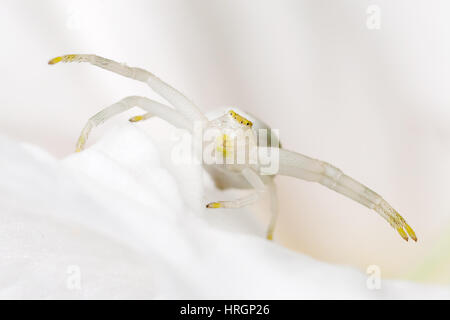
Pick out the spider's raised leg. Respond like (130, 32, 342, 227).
(275, 148, 417, 242)
(48, 54, 207, 123)
(76, 96, 191, 152)
(206, 168, 277, 240)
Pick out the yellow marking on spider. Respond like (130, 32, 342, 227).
(129, 115, 144, 122)
(394, 211, 417, 242)
(396, 227, 409, 241)
(229, 110, 253, 127)
(216, 134, 234, 157)
(48, 54, 78, 65)
(206, 202, 222, 208)
(76, 136, 85, 152)
(48, 56, 62, 65)
(405, 223, 417, 242)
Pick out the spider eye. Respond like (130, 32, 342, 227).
(229, 112, 233, 115)
(240, 121, 243, 124)
(246, 122, 250, 126)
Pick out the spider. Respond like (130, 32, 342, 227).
(48, 54, 417, 242)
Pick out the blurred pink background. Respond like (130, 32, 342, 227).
(1, 0, 449, 283)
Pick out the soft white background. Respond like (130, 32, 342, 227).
(1, 0, 449, 285)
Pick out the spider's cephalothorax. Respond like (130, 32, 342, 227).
(205, 109, 258, 173)
(48, 53, 417, 242)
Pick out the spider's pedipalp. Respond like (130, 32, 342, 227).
(205, 168, 261, 208)
(206, 168, 277, 240)
(206, 192, 259, 209)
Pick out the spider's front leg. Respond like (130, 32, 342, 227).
(48, 54, 207, 124)
(276, 148, 417, 242)
(206, 168, 278, 240)
(75, 96, 191, 152)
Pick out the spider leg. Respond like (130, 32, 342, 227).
(206, 168, 277, 240)
(266, 180, 278, 241)
(48, 54, 207, 123)
(75, 95, 191, 152)
(276, 148, 417, 242)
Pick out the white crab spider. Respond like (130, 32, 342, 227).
(48, 54, 417, 243)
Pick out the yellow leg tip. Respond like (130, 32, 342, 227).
(48, 56, 63, 65)
(396, 227, 409, 242)
(405, 224, 417, 242)
(76, 138, 85, 152)
(129, 115, 144, 122)
(393, 211, 417, 243)
(206, 202, 221, 209)
(266, 234, 273, 241)
(48, 54, 78, 65)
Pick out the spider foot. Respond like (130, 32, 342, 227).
(129, 115, 144, 122)
(75, 129, 91, 152)
(129, 113, 153, 123)
(206, 202, 222, 209)
(375, 200, 417, 242)
(75, 136, 85, 153)
(48, 54, 87, 65)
